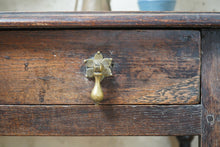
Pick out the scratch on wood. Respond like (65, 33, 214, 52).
(4, 56, 10, 59)
(39, 88, 46, 103)
(141, 76, 200, 103)
(24, 63, 29, 71)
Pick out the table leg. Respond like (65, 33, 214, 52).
(176, 136, 194, 147)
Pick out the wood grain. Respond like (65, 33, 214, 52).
(201, 30, 220, 146)
(0, 30, 200, 104)
(0, 105, 201, 136)
(0, 12, 220, 28)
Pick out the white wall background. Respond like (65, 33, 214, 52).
(0, 0, 219, 147)
(0, 0, 219, 11)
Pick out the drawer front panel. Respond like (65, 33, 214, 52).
(0, 30, 200, 104)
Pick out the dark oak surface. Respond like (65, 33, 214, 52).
(0, 30, 200, 104)
(1, 13, 220, 147)
(0, 12, 220, 29)
(201, 30, 220, 147)
(0, 105, 201, 136)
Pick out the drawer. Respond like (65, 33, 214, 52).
(0, 30, 200, 104)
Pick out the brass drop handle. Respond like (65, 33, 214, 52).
(91, 72, 103, 103)
(84, 51, 112, 104)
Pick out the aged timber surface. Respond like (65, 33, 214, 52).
(0, 12, 220, 28)
(0, 105, 201, 136)
(0, 30, 200, 104)
(201, 30, 220, 146)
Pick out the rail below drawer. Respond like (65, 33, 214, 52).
(0, 105, 201, 136)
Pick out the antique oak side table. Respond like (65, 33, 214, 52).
(0, 12, 219, 147)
